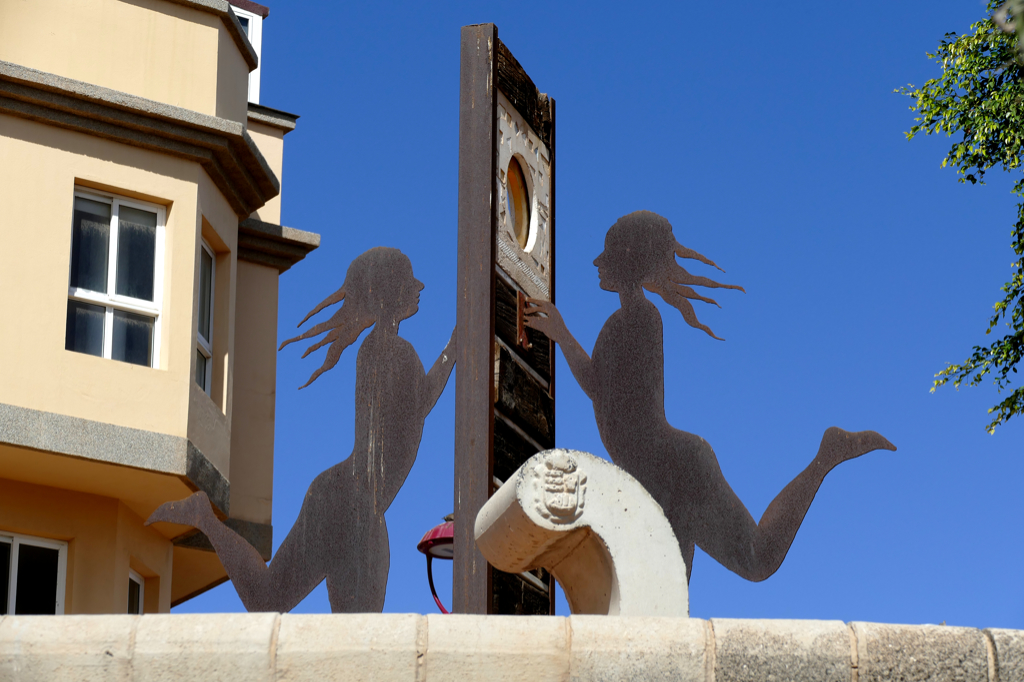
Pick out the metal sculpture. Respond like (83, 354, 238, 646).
(147, 247, 456, 612)
(525, 210, 896, 582)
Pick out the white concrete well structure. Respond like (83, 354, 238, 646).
(475, 449, 689, 617)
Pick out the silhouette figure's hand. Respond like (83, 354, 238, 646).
(524, 298, 567, 344)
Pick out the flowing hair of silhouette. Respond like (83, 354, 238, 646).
(526, 210, 895, 583)
(147, 247, 456, 612)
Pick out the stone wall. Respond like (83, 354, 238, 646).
(1, 613, 1022, 681)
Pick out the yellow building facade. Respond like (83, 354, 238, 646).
(0, 0, 317, 614)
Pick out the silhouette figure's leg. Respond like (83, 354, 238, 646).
(148, 487, 328, 612)
(326, 516, 389, 613)
(687, 428, 894, 582)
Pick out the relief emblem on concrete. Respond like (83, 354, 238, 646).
(147, 247, 455, 613)
(533, 451, 587, 524)
(525, 210, 896, 583)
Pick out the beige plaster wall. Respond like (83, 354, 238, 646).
(228, 261, 279, 524)
(246, 121, 285, 224)
(0, 115, 238, 485)
(0, 479, 173, 614)
(0, 114, 196, 437)
(0, 0, 250, 123)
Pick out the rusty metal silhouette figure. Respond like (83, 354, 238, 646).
(525, 211, 895, 582)
(147, 247, 456, 612)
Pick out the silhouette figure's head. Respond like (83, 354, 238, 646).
(595, 211, 744, 340)
(279, 247, 423, 387)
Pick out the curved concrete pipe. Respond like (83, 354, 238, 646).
(475, 449, 688, 616)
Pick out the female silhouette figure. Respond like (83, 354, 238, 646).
(147, 247, 456, 612)
(525, 211, 894, 582)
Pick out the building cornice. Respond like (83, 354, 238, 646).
(238, 218, 320, 272)
(163, 0, 259, 71)
(247, 103, 299, 134)
(0, 61, 279, 218)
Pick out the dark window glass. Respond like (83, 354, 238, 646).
(111, 310, 153, 366)
(128, 577, 141, 614)
(0, 541, 10, 615)
(115, 206, 157, 302)
(14, 544, 58, 615)
(237, 15, 250, 35)
(196, 349, 208, 391)
(65, 300, 105, 357)
(199, 247, 213, 342)
(69, 197, 111, 293)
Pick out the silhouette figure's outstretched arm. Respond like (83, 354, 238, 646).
(524, 299, 596, 400)
(421, 328, 457, 414)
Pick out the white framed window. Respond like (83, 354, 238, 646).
(196, 240, 215, 394)
(231, 5, 263, 104)
(128, 568, 145, 614)
(0, 533, 68, 615)
(65, 188, 165, 368)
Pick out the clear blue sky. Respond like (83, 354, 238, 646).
(175, 1, 1023, 628)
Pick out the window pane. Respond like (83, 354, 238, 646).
(69, 197, 111, 293)
(196, 349, 208, 391)
(237, 15, 250, 35)
(65, 301, 105, 357)
(0, 541, 10, 615)
(128, 578, 141, 614)
(111, 310, 153, 366)
(115, 206, 157, 302)
(199, 247, 213, 342)
(14, 543, 59, 615)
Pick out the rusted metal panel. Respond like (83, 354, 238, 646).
(495, 271, 552, 382)
(525, 210, 895, 584)
(495, 344, 554, 446)
(496, 38, 552, 149)
(453, 22, 499, 615)
(149, 247, 456, 612)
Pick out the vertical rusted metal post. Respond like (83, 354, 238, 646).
(453, 22, 498, 615)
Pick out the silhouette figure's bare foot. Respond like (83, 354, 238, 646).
(145, 491, 213, 528)
(816, 427, 896, 471)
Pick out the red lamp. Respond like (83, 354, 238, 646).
(416, 519, 454, 614)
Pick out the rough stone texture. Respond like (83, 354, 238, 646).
(852, 621, 989, 682)
(712, 618, 848, 682)
(424, 614, 569, 682)
(0, 402, 231, 514)
(133, 613, 278, 682)
(275, 614, 421, 682)
(569, 616, 707, 682)
(0, 614, 135, 682)
(987, 628, 1024, 682)
(2, 615, 1023, 681)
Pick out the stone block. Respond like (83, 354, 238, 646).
(569, 615, 708, 682)
(711, 618, 849, 682)
(424, 614, 569, 682)
(274, 613, 422, 682)
(986, 628, 1024, 682)
(0, 614, 135, 682)
(851, 621, 988, 682)
(132, 612, 278, 682)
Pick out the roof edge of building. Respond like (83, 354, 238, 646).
(247, 103, 299, 133)
(162, 0, 259, 71)
(239, 218, 320, 273)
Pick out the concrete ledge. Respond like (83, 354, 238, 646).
(0, 402, 231, 515)
(2, 614, 1021, 681)
(238, 218, 320, 272)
